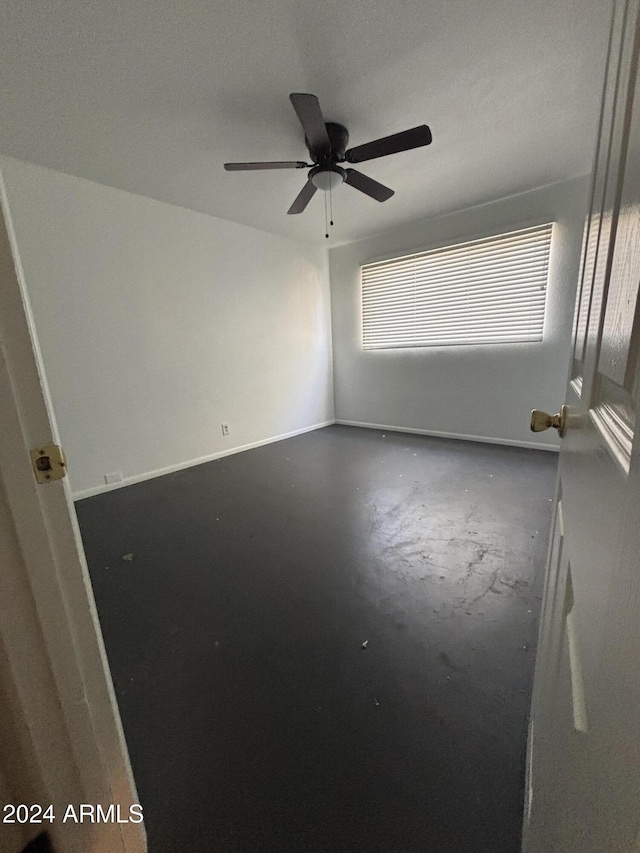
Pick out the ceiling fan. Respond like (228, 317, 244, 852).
(224, 93, 432, 216)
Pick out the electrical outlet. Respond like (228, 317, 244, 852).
(221, 423, 230, 437)
(105, 471, 123, 485)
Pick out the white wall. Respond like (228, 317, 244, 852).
(329, 177, 589, 450)
(1, 157, 334, 497)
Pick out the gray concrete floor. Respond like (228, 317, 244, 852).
(76, 425, 557, 853)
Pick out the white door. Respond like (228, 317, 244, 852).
(0, 172, 146, 852)
(524, 1, 640, 850)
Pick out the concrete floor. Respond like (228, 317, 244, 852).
(76, 425, 557, 853)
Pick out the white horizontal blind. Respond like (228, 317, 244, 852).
(361, 223, 553, 349)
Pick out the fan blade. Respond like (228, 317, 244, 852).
(224, 161, 308, 171)
(345, 169, 394, 202)
(345, 125, 432, 163)
(289, 93, 331, 157)
(287, 179, 318, 214)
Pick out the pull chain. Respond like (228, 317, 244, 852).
(329, 181, 334, 227)
(324, 190, 329, 239)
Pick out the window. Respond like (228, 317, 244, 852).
(361, 223, 553, 350)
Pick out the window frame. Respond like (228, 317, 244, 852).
(360, 222, 555, 351)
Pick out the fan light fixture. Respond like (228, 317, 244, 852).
(224, 93, 433, 238)
(310, 166, 345, 192)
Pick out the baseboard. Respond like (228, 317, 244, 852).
(72, 419, 336, 501)
(334, 419, 559, 452)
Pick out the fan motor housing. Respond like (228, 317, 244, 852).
(306, 122, 349, 163)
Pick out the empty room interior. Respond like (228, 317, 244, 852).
(0, 1, 624, 852)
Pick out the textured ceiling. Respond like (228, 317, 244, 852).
(0, 0, 611, 245)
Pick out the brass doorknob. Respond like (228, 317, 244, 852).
(530, 405, 567, 437)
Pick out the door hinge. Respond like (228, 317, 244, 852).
(30, 444, 67, 483)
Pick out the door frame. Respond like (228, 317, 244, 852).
(0, 171, 146, 852)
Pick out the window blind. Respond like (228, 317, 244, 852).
(361, 223, 553, 349)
